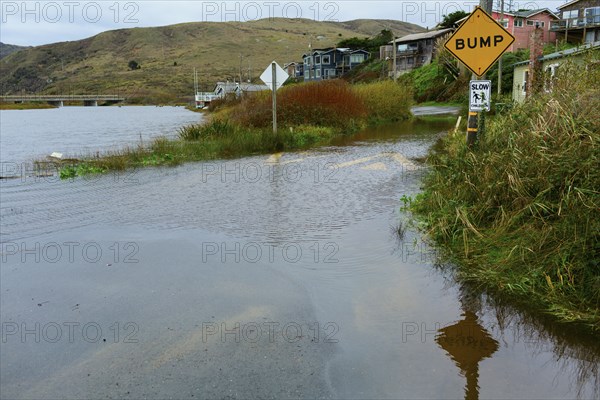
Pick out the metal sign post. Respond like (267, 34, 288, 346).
(272, 62, 277, 134)
(260, 61, 289, 135)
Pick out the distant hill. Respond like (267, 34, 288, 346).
(0, 42, 28, 59)
(0, 18, 423, 102)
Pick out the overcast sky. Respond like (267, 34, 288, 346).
(1, 0, 566, 46)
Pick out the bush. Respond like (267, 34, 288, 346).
(178, 120, 235, 141)
(353, 80, 413, 121)
(230, 80, 368, 133)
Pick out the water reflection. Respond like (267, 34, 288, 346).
(436, 310, 499, 400)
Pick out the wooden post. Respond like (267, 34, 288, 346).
(466, 111, 478, 146)
(392, 34, 397, 81)
(272, 62, 277, 134)
(466, 0, 493, 147)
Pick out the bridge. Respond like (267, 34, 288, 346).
(0, 94, 126, 107)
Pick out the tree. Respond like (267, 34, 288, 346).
(438, 11, 469, 28)
(128, 60, 140, 70)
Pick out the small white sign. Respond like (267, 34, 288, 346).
(469, 80, 491, 112)
(260, 61, 289, 91)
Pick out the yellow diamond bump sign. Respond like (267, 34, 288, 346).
(444, 7, 515, 77)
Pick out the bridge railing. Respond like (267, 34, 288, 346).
(0, 95, 126, 101)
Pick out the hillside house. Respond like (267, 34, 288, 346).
(388, 28, 453, 75)
(550, 0, 600, 44)
(302, 48, 370, 81)
(456, 9, 559, 51)
(494, 9, 559, 51)
(512, 40, 600, 102)
(195, 81, 269, 108)
(284, 62, 303, 79)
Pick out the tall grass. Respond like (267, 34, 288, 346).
(353, 80, 413, 122)
(414, 56, 600, 331)
(229, 80, 368, 132)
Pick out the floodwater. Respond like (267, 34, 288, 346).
(0, 109, 598, 399)
(0, 106, 203, 165)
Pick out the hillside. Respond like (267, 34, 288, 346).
(0, 42, 28, 59)
(0, 18, 423, 103)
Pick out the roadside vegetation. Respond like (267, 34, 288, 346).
(53, 79, 413, 178)
(413, 57, 600, 331)
(0, 102, 58, 110)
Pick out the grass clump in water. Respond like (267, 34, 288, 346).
(413, 56, 600, 331)
(57, 79, 413, 179)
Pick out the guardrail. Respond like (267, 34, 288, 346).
(1, 95, 125, 101)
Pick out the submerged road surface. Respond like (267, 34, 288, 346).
(1, 115, 598, 399)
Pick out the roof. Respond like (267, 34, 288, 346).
(214, 82, 240, 91)
(303, 47, 369, 57)
(455, 8, 558, 25)
(513, 8, 559, 19)
(240, 83, 269, 92)
(390, 28, 453, 44)
(558, 0, 583, 10)
(513, 41, 600, 66)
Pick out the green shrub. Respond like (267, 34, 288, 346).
(353, 80, 413, 121)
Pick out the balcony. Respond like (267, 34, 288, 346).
(550, 15, 600, 31)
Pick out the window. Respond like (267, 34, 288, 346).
(315, 55, 321, 65)
(304, 70, 309, 79)
(350, 54, 364, 63)
(407, 57, 414, 65)
(563, 9, 579, 27)
(500, 19, 509, 28)
(327, 69, 336, 77)
(514, 18, 523, 27)
(322, 55, 331, 64)
(304, 57, 311, 66)
(316, 69, 321, 78)
(527, 20, 534, 26)
(585, 7, 600, 25)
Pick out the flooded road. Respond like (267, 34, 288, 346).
(1, 114, 598, 399)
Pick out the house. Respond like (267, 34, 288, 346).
(456, 9, 559, 51)
(512, 40, 600, 102)
(550, 0, 600, 44)
(302, 48, 370, 81)
(283, 62, 303, 79)
(195, 81, 269, 108)
(388, 28, 453, 75)
(494, 9, 559, 51)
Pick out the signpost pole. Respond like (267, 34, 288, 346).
(465, 0, 493, 147)
(272, 62, 277, 134)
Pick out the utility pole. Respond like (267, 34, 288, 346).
(392, 33, 397, 81)
(466, 0, 494, 147)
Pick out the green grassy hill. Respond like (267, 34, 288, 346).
(0, 18, 423, 103)
(0, 42, 28, 59)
